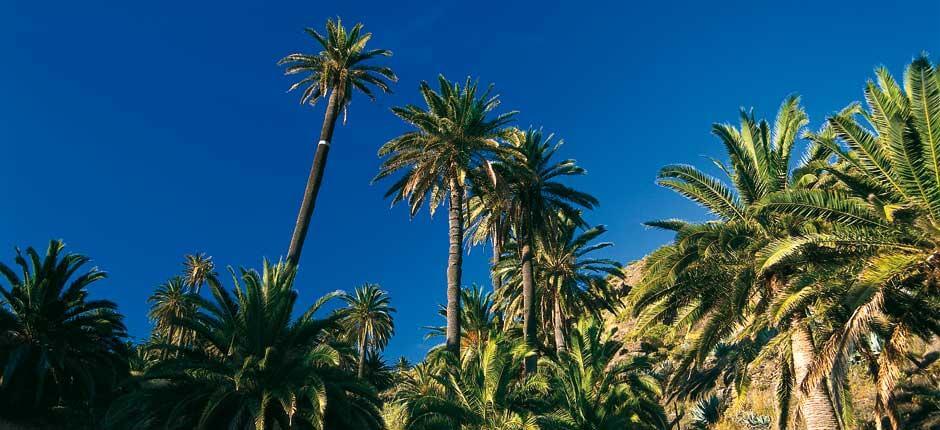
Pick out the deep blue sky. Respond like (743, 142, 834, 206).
(3, 0, 938, 362)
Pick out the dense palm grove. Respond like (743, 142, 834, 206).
(2, 18, 939, 430)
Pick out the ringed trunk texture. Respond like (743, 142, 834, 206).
(521, 241, 537, 372)
(445, 182, 464, 357)
(357, 334, 367, 379)
(553, 292, 567, 354)
(286, 88, 343, 266)
(791, 323, 840, 430)
(490, 233, 502, 291)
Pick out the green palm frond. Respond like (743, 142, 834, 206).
(279, 18, 397, 108)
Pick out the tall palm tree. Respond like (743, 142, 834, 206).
(538, 219, 620, 353)
(543, 317, 668, 430)
(499, 128, 597, 371)
(340, 283, 396, 378)
(107, 261, 383, 429)
(279, 18, 397, 266)
(376, 75, 516, 357)
(754, 57, 940, 429)
(0, 241, 128, 427)
(630, 96, 850, 429)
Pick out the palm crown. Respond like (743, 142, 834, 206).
(279, 18, 397, 108)
(376, 75, 517, 215)
(501, 128, 598, 239)
(0, 241, 128, 425)
(341, 283, 396, 378)
(108, 261, 383, 429)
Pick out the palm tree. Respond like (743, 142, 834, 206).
(538, 219, 620, 353)
(754, 57, 940, 429)
(182, 252, 215, 293)
(361, 349, 396, 392)
(499, 128, 597, 371)
(543, 317, 668, 430)
(0, 240, 128, 427)
(107, 261, 383, 429)
(279, 18, 397, 266)
(630, 96, 850, 429)
(147, 276, 198, 351)
(466, 164, 513, 292)
(340, 283, 396, 378)
(391, 334, 549, 430)
(376, 75, 516, 357)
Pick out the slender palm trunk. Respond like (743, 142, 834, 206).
(553, 289, 566, 354)
(791, 323, 840, 430)
(490, 232, 502, 291)
(445, 181, 464, 357)
(521, 240, 537, 372)
(286, 87, 343, 266)
(357, 333, 367, 379)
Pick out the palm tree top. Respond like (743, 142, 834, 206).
(375, 75, 517, 216)
(502, 127, 598, 235)
(342, 283, 396, 349)
(182, 252, 215, 289)
(279, 17, 397, 108)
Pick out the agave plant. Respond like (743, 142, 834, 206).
(689, 395, 726, 430)
(106, 261, 382, 430)
(0, 241, 128, 427)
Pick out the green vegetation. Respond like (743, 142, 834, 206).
(1, 17, 938, 430)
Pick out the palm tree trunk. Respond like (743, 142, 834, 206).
(521, 240, 537, 372)
(445, 180, 464, 357)
(286, 87, 343, 266)
(791, 323, 840, 430)
(357, 333, 367, 379)
(553, 290, 567, 354)
(490, 232, 502, 291)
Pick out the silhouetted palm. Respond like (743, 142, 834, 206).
(0, 241, 128, 427)
(107, 261, 382, 429)
(147, 277, 198, 351)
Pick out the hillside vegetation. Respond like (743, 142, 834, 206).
(2, 18, 939, 430)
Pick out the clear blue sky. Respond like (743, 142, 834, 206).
(2, 0, 938, 362)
